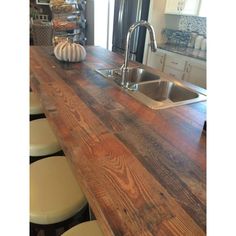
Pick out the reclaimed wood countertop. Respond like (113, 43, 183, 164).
(30, 46, 206, 236)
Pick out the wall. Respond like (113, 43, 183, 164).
(143, 0, 167, 64)
(86, 0, 114, 49)
(147, 0, 167, 45)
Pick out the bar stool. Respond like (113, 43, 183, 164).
(30, 156, 89, 236)
(31, 20, 53, 46)
(61, 220, 104, 236)
(30, 118, 63, 163)
(30, 92, 45, 120)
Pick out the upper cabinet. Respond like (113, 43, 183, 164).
(198, 0, 206, 17)
(165, 0, 200, 16)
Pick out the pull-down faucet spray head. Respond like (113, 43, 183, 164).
(121, 20, 157, 87)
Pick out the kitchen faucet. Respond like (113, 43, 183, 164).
(121, 20, 158, 88)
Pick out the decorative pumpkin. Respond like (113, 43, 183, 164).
(54, 39, 86, 62)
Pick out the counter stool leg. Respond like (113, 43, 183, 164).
(30, 150, 65, 164)
(44, 226, 57, 236)
(30, 113, 46, 121)
(30, 223, 58, 236)
(30, 223, 39, 236)
(89, 206, 96, 220)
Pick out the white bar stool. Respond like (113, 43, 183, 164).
(30, 118, 62, 163)
(30, 92, 45, 120)
(30, 156, 88, 236)
(61, 220, 104, 236)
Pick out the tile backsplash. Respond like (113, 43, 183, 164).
(178, 16, 206, 36)
(165, 15, 206, 37)
(162, 15, 206, 48)
(162, 29, 191, 47)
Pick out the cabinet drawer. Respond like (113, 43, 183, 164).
(165, 55, 186, 71)
(183, 62, 206, 89)
(147, 52, 165, 71)
(163, 65, 185, 80)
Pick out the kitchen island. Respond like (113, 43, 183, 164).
(30, 46, 206, 236)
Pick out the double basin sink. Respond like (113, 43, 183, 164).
(96, 67, 206, 110)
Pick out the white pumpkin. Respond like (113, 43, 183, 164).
(54, 40, 86, 62)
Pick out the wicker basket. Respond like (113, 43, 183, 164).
(32, 21, 53, 46)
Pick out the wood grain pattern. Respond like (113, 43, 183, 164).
(30, 46, 206, 235)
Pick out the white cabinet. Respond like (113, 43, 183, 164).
(165, 0, 183, 14)
(163, 54, 186, 80)
(146, 48, 206, 89)
(183, 59, 206, 88)
(146, 50, 166, 71)
(198, 0, 207, 17)
(165, 0, 200, 16)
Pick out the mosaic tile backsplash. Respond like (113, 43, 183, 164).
(162, 29, 191, 47)
(162, 16, 206, 48)
(178, 16, 206, 36)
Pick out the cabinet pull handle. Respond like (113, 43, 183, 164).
(186, 64, 191, 73)
(188, 64, 191, 72)
(171, 61, 178, 65)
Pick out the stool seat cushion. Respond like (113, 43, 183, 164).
(30, 118, 61, 156)
(30, 92, 43, 115)
(61, 220, 104, 236)
(30, 156, 87, 225)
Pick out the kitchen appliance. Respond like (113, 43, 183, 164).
(112, 0, 150, 63)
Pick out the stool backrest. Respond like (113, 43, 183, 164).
(32, 20, 53, 46)
(35, 14, 49, 21)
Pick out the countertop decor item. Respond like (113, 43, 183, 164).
(54, 39, 86, 62)
(200, 38, 206, 51)
(50, 0, 86, 45)
(194, 35, 204, 50)
(188, 32, 198, 48)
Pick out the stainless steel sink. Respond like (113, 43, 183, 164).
(136, 81, 198, 102)
(95, 67, 206, 110)
(96, 67, 160, 86)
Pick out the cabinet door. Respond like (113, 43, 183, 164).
(165, 0, 181, 14)
(182, 0, 200, 15)
(165, 0, 200, 15)
(198, 0, 206, 17)
(147, 51, 166, 71)
(165, 55, 186, 71)
(184, 62, 206, 88)
(164, 66, 185, 80)
(164, 54, 186, 80)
